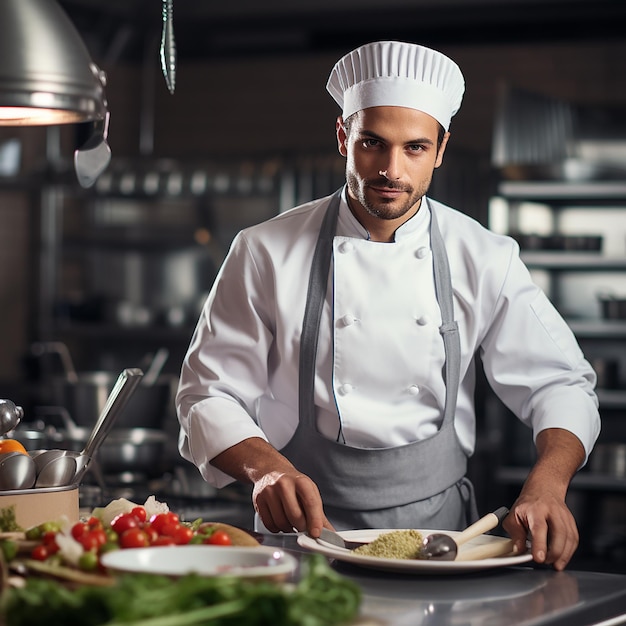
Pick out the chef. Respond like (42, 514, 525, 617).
(176, 41, 600, 570)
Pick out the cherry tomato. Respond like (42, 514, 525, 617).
(173, 526, 194, 545)
(42, 531, 58, 545)
(149, 512, 179, 534)
(119, 528, 149, 549)
(204, 530, 232, 546)
(158, 521, 181, 538)
(31, 544, 49, 561)
(78, 528, 107, 552)
(111, 513, 139, 535)
(131, 507, 147, 523)
(71, 522, 87, 541)
(142, 525, 159, 544)
(41, 532, 60, 555)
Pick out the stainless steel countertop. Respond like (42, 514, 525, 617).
(261, 533, 626, 626)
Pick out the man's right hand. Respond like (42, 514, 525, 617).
(210, 437, 332, 537)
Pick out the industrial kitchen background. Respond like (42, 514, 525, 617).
(0, 0, 625, 572)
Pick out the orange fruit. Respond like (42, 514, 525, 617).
(0, 439, 28, 455)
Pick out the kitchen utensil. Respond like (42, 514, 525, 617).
(315, 506, 510, 558)
(455, 538, 518, 561)
(0, 399, 23, 435)
(31, 368, 143, 487)
(74, 112, 111, 188)
(72, 367, 144, 483)
(31, 341, 78, 383)
(142, 348, 169, 386)
(0, 451, 37, 490)
(420, 506, 510, 560)
(50, 369, 171, 429)
(317, 527, 367, 550)
(34, 454, 77, 489)
(597, 293, 626, 320)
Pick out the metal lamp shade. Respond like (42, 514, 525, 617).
(0, 0, 107, 126)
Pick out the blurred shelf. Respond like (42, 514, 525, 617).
(597, 389, 626, 409)
(498, 180, 626, 202)
(53, 321, 196, 341)
(521, 252, 626, 271)
(497, 466, 626, 492)
(567, 320, 626, 338)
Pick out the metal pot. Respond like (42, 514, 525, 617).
(598, 295, 626, 321)
(52, 371, 174, 429)
(57, 427, 169, 477)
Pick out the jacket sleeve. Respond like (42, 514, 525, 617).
(176, 231, 275, 487)
(478, 239, 600, 464)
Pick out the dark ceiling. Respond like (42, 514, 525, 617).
(58, 0, 626, 65)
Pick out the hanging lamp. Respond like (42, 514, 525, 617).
(0, 0, 107, 127)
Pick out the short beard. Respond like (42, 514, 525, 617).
(346, 172, 430, 221)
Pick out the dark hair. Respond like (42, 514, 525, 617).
(343, 114, 446, 149)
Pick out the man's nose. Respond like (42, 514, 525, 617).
(378, 152, 402, 180)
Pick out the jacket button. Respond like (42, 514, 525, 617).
(416, 315, 429, 326)
(341, 314, 358, 326)
(415, 247, 429, 259)
(339, 241, 354, 253)
(338, 383, 354, 395)
(408, 385, 420, 396)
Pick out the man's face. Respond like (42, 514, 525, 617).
(337, 106, 449, 224)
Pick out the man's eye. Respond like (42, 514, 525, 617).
(408, 144, 425, 152)
(362, 138, 379, 148)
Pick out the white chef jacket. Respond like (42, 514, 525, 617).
(176, 190, 600, 488)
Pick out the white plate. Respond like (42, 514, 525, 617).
(297, 529, 533, 574)
(101, 545, 298, 579)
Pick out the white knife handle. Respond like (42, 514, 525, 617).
(455, 538, 518, 561)
(454, 506, 510, 547)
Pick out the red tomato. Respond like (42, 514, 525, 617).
(42, 531, 58, 545)
(131, 507, 147, 523)
(71, 522, 87, 540)
(149, 512, 179, 534)
(111, 513, 139, 535)
(120, 528, 149, 549)
(79, 528, 107, 552)
(142, 525, 159, 544)
(173, 526, 194, 545)
(31, 544, 49, 561)
(204, 530, 232, 546)
(158, 522, 181, 538)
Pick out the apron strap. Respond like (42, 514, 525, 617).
(298, 188, 341, 426)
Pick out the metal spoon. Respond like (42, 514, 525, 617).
(74, 112, 111, 188)
(0, 452, 37, 490)
(420, 506, 510, 560)
(31, 368, 144, 487)
(142, 348, 169, 386)
(72, 367, 144, 484)
(35, 454, 77, 489)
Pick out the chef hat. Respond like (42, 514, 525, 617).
(326, 41, 465, 130)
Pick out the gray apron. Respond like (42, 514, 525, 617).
(280, 188, 478, 531)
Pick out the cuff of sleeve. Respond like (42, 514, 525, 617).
(183, 398, 269, 488)
(532, 387, 600, 467)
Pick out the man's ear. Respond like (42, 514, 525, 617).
(434, 131, 451, 168)
(336, 116, 348, 157)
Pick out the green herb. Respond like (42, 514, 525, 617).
(0, 540, 17, 562)
(0, 507, 21, 533)
(0, 553, 361, 626)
